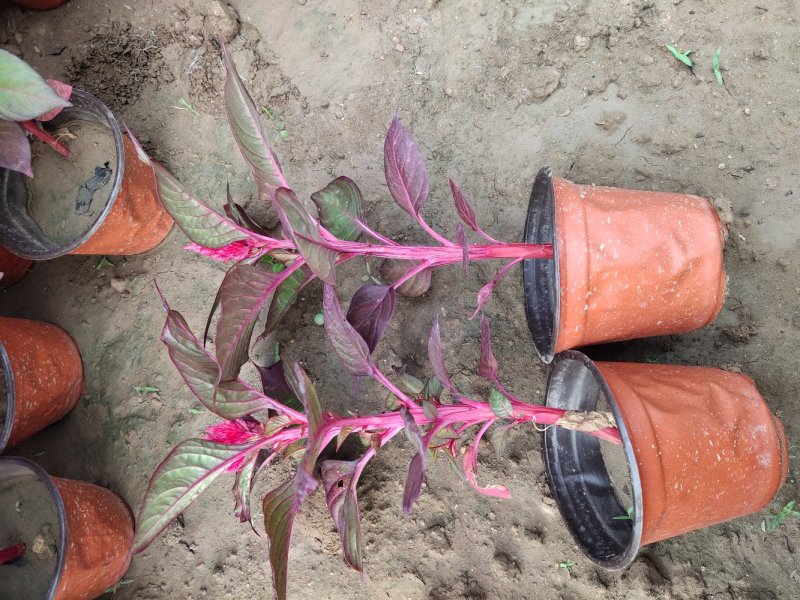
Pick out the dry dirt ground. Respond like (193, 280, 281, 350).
(1, 1, 799, 598)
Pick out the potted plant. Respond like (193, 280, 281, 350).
(0, 457, 134, 599)
(0, 49, 173, 260)
(0, 316, 83, 453)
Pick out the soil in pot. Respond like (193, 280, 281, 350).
(28, 120, 116, 245)
(0, 470, 61, 598)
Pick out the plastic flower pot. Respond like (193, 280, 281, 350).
(10, 0, 69, 8)
(0, 457, 134, 599)
(0, 89, 173, 260)
(0, 317, 83, 453)
(0, 245, 33, 288)
(543, 351, 788, 569)
(522, 167, 726, 363)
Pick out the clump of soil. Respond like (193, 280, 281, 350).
(0, 469, 60, 599)
(28, 119, 117, 245)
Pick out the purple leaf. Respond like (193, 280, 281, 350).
(322, 285, 374, 377)
(401, 408, 427, 513)
(321, 459, 364, 572)
(37, 79, 72, 121)
(274, 187, 337, 285)
(345, 285, 397, 353)
(262, 479, 298, 600)
(478, 315, 499, 381)
(456, 223, 469, 274)
(221, 41, 289, 204)
(427, 317, 458, 396)
(215, 264, 281, 381)
(462, 444, 512, 499)
(255, 359, 303, 413)
(232, 453, 258, 524)
(226, 183, 269, 235)
(383, 116, 429, 217)
(0, 120, 31, 177)
(285, 363, 324, 508)
(449, 179, 477, 230)
(379, 259, 432, 297)
(132, 438, 267, 554)
(160, 299, 286, 418)
(470, 258, 523, 319)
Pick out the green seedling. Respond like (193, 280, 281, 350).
(95, 256, 115, 270)
(133, 386, 160, 394)
(260, 105, 275, 119)
(174, 97, 199, 116)
(666, 44, 694, 67)
(313, 313, 325, 326)
(278, 124, 289, 139)
(558, 560, 574, 573)
(105, 579, 134, 594)
(613, 506, 634, 521)
(713, 48, 724, 85)
(761, 500, 800, 532)
(187, 407, 205, 415)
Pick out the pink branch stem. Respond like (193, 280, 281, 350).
(0, 543, 25, 565)
(20, 120, 70, 157)
(416, 213, 456, 247)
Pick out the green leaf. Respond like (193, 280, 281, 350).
(153, 162, 254, 248)
(488, 389, 513, 419)
(214, 264, 280, 381)
(0, 49, 70, 121)
(233, 453, 258, 523)
(132, 439, 260, 553)
(285, 363, 325, 507)
(489, 422, 513, 458)
(310, 176, 365, 242)
(262, 479, 298, 600)
(133, 386, 160, 394)
(221, 42, 289, 204)
(613, 506, 634, 521)
(263, 265, 309, 336)
(422, 376, 444, 401)
(398, 372, 425, 395)
(713, 48, 724, 85)
(274, 187, 337, 285)
(665, 44, 693, 67)
(321, 460, 365, 572)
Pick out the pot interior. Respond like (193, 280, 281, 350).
(0, 458, 66, 599)
(522, 166, 559, 363)
(0, 89, 125, 260)
(543, 350, 643, 570)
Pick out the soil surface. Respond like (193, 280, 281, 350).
(1, 1, 798, 599)
(28, 119, 116, 245)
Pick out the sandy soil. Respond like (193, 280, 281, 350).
(1, 1, 798, 598)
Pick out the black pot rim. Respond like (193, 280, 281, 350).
(522, 166, 560, 364)
(0, 456, 67, 599)
(0, 342, 14, 454)
(0, 88, 126, 260)
(543, 350, 644, 570)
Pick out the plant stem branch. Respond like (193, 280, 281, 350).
(20, 120, 70, 157)
(0, 543, 26, 565)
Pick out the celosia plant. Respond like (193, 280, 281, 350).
(130, 42, 620, 599)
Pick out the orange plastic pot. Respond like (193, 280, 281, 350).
(0, 317, 83, 452)
(0, 89, 174, 260)
(0, 245, 33, 287)
(11, 0, 69, 8)
(544, 351, 788, 569)
(0, 458, 133, 599)
(523, 167, 726, 363)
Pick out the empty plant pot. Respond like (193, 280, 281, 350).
(0, 457, 134, 599)
(0, 245, 33, 288)
(543, 351, 788, 569)
(0, 317, 83, 453)
(0, 89, 173, 260)
(522, 167, 726, 363)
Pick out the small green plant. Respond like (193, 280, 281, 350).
(666, 44, 694, 67)
(187, 407, 205, 415)
(761, 500, 800, 532)
(313, 313, 324, 326)
(713, 48, 724, 85)
(174, 97, 199, 116)
(105, 579, 134, 594)
(95, 256, 115, 270)
(133, 386, 160, 394)
(558, 560, 574, 573)
(613, 506, 634, 521)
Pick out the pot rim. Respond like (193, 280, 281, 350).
(0, 456, 67, 599)
(543, 350, 644, 570)
(0, 88, 126, 260)
(522, 166, 560, 364)
(0, 343, 13, 453)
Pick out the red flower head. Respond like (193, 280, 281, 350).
(184, 240, 255, 263)
(203, 418, 265, 471)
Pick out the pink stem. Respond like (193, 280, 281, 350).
(353, 217, 399, 246)
(0, 543, 26, 565)
(322, 241, 552, 262)
(370, 366, 418, 411)
(391, 258, 435, 290)
(416, 213, 456, 247)
(20, 120, 70, 157)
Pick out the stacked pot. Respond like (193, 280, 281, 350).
(0, 89, 173, 598)
(522, 168, 788, 568)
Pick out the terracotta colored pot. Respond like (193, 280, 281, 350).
(11, 0, 69, 9)
(0, 458, 133, 599)
(0, 89, 174, 260)
(522, 167, 726, 363)
(0, 317, 83, 452)
(544, 351, 788, 569)
(0, 245, 33, 288)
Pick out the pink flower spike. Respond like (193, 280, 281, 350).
(184, 240, 256, 263)
(203, 418, 265, 471)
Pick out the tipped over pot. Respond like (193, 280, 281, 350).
(522, 167, 726, 363)
(0, 89, 173, 260)
(543, 351, 788, 569)
(0, 457, 134, 599)
(0, 245, 33, 288)
(0, 317, 83, 453)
